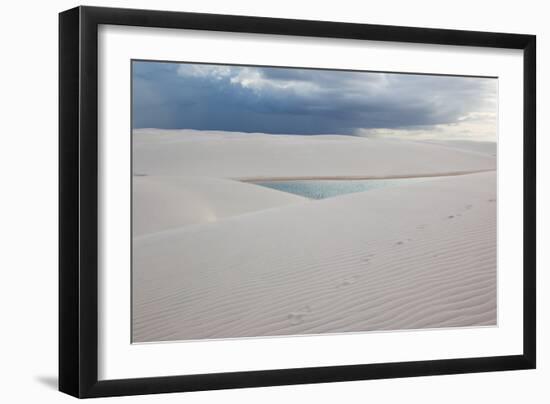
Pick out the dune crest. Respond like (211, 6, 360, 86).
(133, 171, 496, 342)
(133, 175, 307, 236)
(133, 129, 496, 179)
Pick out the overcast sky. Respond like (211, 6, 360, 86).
(132, 61, 497, 142)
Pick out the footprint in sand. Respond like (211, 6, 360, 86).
(362, 253, 375, 263)
(288, 305, 312, 325)
(395, 238, 413, 245)
(288, 313, 305, 325)
(337, 275, 361, 288)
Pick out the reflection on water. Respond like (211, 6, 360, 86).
(253, 178, 430, 199)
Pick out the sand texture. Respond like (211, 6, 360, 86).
(133, 176, 306, 235)
(133, 129, 496, 179)
(132, 130, 497, 342)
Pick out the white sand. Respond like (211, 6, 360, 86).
(417, 139, 497, 156)
(132, 130, 496, 342)
(133, 176, 306, 236)
(133, 129, 496, 179)
(133, 172, 496, 342)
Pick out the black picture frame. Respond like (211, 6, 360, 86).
(59, 5, 536, 398)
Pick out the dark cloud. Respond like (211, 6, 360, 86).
(132, 61, 496, 136)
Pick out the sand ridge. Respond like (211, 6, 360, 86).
(133, 129, 496, 179)
(133, 175, 306, 236)
(132, 168, 496, 342)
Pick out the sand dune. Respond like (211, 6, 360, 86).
(133, 176, 306, 236)
(133, 171, 496, 342)
(133, 129, 496, 179)
(416, 139, 497, 156)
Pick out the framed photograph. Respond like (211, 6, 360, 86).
(59, 6, 536, 398)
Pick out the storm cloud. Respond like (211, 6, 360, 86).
(132, 61, 497, 140)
